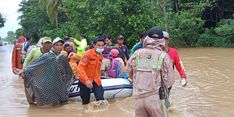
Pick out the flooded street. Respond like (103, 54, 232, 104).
(0, 45, 234, 117)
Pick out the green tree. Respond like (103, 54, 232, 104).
(0, 13, 6, 28)
(38, 0, 61, 25)
(17, 0, 234, 48)
(7, 31, 15, 44)
(214, 19, 234, 46)
(18, 0, 51, 42)
(168, 1, 207, 47)
(202, 0, 234, 28)
(197, 19, 234, 47)
(58, 0, 163, 47)
(15, 28, 25, 36)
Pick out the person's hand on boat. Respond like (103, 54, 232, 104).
(180, 78, 187, 87)
(85, 80, 93, 89)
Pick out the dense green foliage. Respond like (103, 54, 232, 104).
(0, 13, 6, 28)
(197, 19, 234, 47)
(16, 0, 51, 42)
(16, 0, 234, 48)
(6, 31, 15, 43)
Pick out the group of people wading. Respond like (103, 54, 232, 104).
(12, 26, 187, 117)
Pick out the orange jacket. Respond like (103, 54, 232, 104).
(77, 48, 103, 86)
(68, 52, 81, 78)
(12, 36, 25, 70)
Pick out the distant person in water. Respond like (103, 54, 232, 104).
(12, 35, 25, 74)
(162, 31, 187, 87)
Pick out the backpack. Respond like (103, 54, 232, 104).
(107, 58, 122, 78)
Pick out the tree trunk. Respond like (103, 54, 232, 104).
(173, 0, 179, 13)
(160, 0, 168, 31)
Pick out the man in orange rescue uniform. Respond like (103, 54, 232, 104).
(77, 36, 105, 105)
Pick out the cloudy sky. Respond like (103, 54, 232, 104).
(0, 0, 22, 38)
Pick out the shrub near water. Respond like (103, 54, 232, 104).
(15, 0, 234, 48)
(197, 19, 234, 47)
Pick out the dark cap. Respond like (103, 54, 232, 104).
(117, 35, 124, 40)
(147, 27, 163, 39)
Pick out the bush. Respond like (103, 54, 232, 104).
(197, 29, 218, 47)
(214, 19, 234, 47)
(168, 5, 205, 47)
(197, 19, 234, 47)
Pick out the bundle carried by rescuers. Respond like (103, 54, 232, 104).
(12, 26, 188, 116)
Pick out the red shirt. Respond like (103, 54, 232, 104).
(167, 48, 186, 79)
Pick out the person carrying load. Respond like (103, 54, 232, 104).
(23, 37, 52, 68)
(16, 37, 73, 106)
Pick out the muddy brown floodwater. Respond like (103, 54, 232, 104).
(0, 45, 234, 117)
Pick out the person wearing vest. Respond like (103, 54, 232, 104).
(12, 35, 25, 74)
(72, 34, 88, 57)
(126, 27, 174, 117)
(77, 36, 105, 105)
